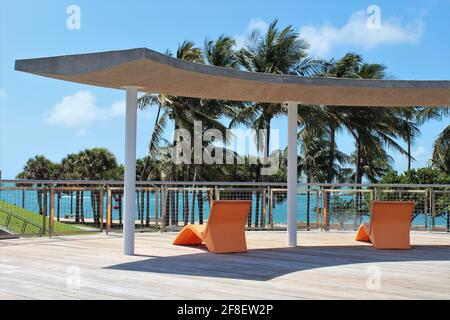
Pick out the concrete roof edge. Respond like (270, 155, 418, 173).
(14, 48, 450, 91)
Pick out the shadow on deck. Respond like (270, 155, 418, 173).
(105, 244, 450, 281)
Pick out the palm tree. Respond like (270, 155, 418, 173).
(297, 117, 350, 229)
(60, 149, 118, 225)
(418, 107, 450, 174)
(139, 40, 232, 225)
(136, 156, 162, 227)
(204, 35, 239, 68)
(432, 126, 450, 174)
(77, 148, 118, 226)
(16, 156, 58, 216)
(323, 53, 413, 183)
(235, 19, 324, 174)
(398, 108, 420, 172)
(233, 20, 324, 226)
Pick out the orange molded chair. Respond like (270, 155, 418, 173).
(355, 201, 415, 249)
(173, 200, 252, 254)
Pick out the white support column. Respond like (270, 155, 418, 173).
(287, 101, 298, 247)
(123, 87, 138, 255)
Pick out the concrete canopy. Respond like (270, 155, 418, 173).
(15, 48, 450, 107)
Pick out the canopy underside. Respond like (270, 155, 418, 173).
(15, 48, 450, 106)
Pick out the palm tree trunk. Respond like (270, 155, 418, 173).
(80, 191, 85, 223)
(198, 191, 204, 224)
(174, 191, 179, 226)
(255, 192, 261, 228)
(355, 134, 363, 184)
(183, 190, 189, 226)
(447, 212, 450, 233)
(327, 124, 336, 183)
(91, 191, 98, 225)
(407, 135, 412, 172)
(37, 189, 43, 216)
(70, 191, 73, 217)
(325, 123, 336, 231)
(170, 120, 179, 225)
(118, 193, 123, 225)
(306, 177, 311, 231)
(190, 190, 196, 224)
(57, 192, 61, 222)
(75, 191, 80, 223)
(355, 135, 363, 225)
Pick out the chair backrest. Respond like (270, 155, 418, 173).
(204, 200, 252, 238)
(369, 201, 415, 237)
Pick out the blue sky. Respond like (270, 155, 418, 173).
(0, 0, 449, 179)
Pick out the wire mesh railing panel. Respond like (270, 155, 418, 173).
(0, 187, 47, 237)
(0, 181, 449, 236)
(50, 188, 103, 235)
(109, 188, 124, 230)
(270, 188, 322, 230)
(163, 187, 214, 230)
(218, 188, 267, 229)
(431, 191, 450, 232)
(376, 189, 428, 230)
(323, 189, 374, 231)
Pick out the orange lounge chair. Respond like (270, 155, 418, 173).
(355, 201, 415, 249)
(173, 200, 252, 253)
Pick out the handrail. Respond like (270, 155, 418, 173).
(0, 206, 43, 236)
(1, 179, 449, 188)
(0, 181, 448, 233)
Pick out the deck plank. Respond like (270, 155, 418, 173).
(0, 231, 449, 300)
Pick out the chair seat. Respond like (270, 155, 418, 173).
(172, 201, 251, 253)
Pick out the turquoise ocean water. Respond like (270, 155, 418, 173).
(0, 186, 446, 227)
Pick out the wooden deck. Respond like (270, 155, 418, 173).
(0, 231, 449, 300)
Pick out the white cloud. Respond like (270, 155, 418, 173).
(299, 10, 424, 57)
(44, 90, 125, 135)
(0, 88, 6, 98)
(234, 18, 270, 49)
(110, 101, 125, 117)
(412, 145, 429, 160)
(247, 18, 269, 32)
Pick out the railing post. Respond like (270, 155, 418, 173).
(323, 188, 328, 231)
(21, 221, 27, 234)
(99, 188, 104, 232)
(209, 190, 213, 205)
(42, 188, 47, 236)
(5, 211, 11, 229)
(261, 188, 267, 228)
(106, 188, 111, 235)
(215, 186, 220, 200)
(161, 187, 166, 233)
(430, 190, 435, 231)
(155, 189, 159, 226)
(268, 189, 273, 229)
(49, 188, 54, 238)
(424, 190, 429, 231)
(316, 190, 320, 230)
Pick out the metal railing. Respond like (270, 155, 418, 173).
(0, 180, 449, 237)
(0, 205, 43, 237)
